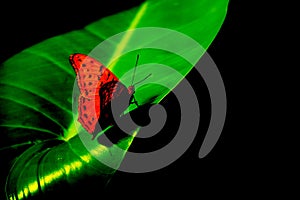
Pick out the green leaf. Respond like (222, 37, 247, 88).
(0, 0, 229, 199)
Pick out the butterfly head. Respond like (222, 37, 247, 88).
(127, 85, 135, 95)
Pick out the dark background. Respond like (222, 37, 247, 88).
(1, 0, 280, 199)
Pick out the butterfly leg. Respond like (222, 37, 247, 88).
(130, 94, 139, 107)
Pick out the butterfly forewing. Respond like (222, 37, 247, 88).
(100, 81, 128, 109)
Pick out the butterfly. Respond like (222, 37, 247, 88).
(69, 53, 150, 138)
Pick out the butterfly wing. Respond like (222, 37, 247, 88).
(99, 81, 128, 109)
(97, 80, 131, 138)
(69, 53, 120, 134)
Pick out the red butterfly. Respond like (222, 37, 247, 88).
(69, 53, 149, 137)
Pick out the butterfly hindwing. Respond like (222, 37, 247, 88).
(77, 95, 100, 134)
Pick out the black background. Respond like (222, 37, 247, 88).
(0, 0, 281, 199)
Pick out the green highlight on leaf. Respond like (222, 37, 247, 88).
(0, 0, 229, 199)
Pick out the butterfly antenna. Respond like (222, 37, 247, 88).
(133, 73, 152, 86)
(131, 54, 140, 86)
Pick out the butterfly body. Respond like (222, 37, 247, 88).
(69, 53, 135, 135)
